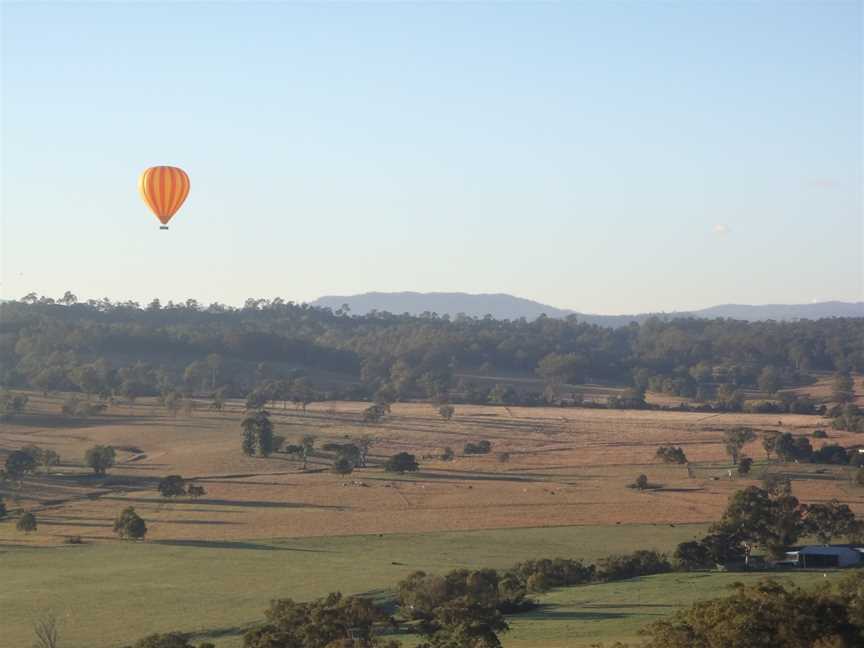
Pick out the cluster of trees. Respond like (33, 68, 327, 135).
(639, 573, 864, 648)
(655, 446, 687, 464)
(674, 484, 863, 568)
(763, 430, 857, 465)
(832, 403, 864, 432)
(61, 395, 107, 418)
(0, 391, 28, 420)
(322, 438, 374, 475)
(245, 377, 317, 411)
(2, 443, 121, 484)
(157, 475, 206, 499)
(243, 593, 401, 648)
(3, 297, 862, 407)
(124, 634, 215, 648)
(2, 445, 60, 481)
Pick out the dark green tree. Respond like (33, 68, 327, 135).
(17, 511, 37, 534)
(331, 457, 354, 475)
(240, 410, 274, 457)
(384, 453, 419, 474)
(84, 445, 116, 476)
(5, 450, 38, 480)
(114, 507, 147, 540)
(762, 430, 780, 461)
(723, 427, 756, 465)
(804, 500, 860, 544)
(158, 475, 186, 498)
(656, 446, 688, 464)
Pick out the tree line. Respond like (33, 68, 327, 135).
(2, 296, 862, 407)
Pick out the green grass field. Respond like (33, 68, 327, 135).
(2, 523, 707, 648)
(505, 570, 839, 647)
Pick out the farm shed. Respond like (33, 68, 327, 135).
(785, 546, 862, 568)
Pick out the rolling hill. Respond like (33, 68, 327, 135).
(312, 292, 864, 324)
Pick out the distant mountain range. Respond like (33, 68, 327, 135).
(312, 292, 864, 326)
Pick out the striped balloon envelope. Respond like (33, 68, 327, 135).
(138, 166, 190, 229)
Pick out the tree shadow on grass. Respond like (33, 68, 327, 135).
(189, 621, 263, 643)
(652, 487, 705, 493)
(517, 602, 668, 622)
(0, 414, 152, 429)
(580, 603, 678, 610)
(100, 496, 346, 510)
(151, 539, 332, 552)
(40, 519, 112, 528)
(150, 519, 243, 526)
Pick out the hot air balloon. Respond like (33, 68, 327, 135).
(138, 166, 190, 229)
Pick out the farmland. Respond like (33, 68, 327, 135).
(2, 390, 862, 647)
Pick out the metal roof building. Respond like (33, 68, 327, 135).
(785, 546, 862, 568)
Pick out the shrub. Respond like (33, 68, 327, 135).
(125, 633, 215, 648)
(331, 457, 354, 475)
(440, 446, 455, 461)
(526, 572, 550, 592)
(673, 541, 713, 570)
(813, 429, 828, 439)
(384, 452, 419, 473)
(158, 475, 186, 498)
(632, 474, 649, 490)
(656, 446, 688, 464)
(464, 440, 492, 455)
(62, 396, 105, 418)
(595, 550, 671, 581)
(16, 511, 37, 534)
(738, 456, 753, 476)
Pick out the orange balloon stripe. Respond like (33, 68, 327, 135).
(139, 165, 190, 225)
(166, 169, 189, 218)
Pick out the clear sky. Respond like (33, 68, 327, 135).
(1, 1, 861, 314)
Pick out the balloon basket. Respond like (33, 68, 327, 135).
(159, 226, 169, 230)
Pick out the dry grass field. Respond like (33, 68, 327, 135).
(2, 386, 862, 647)
(2, 392, 861, 547)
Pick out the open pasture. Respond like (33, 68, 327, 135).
(0, 523, 707, 648)
(2, 393, 862, 647)
(1, 394, 860, 546)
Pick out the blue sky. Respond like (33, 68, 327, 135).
(1, 1, 861, 314)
